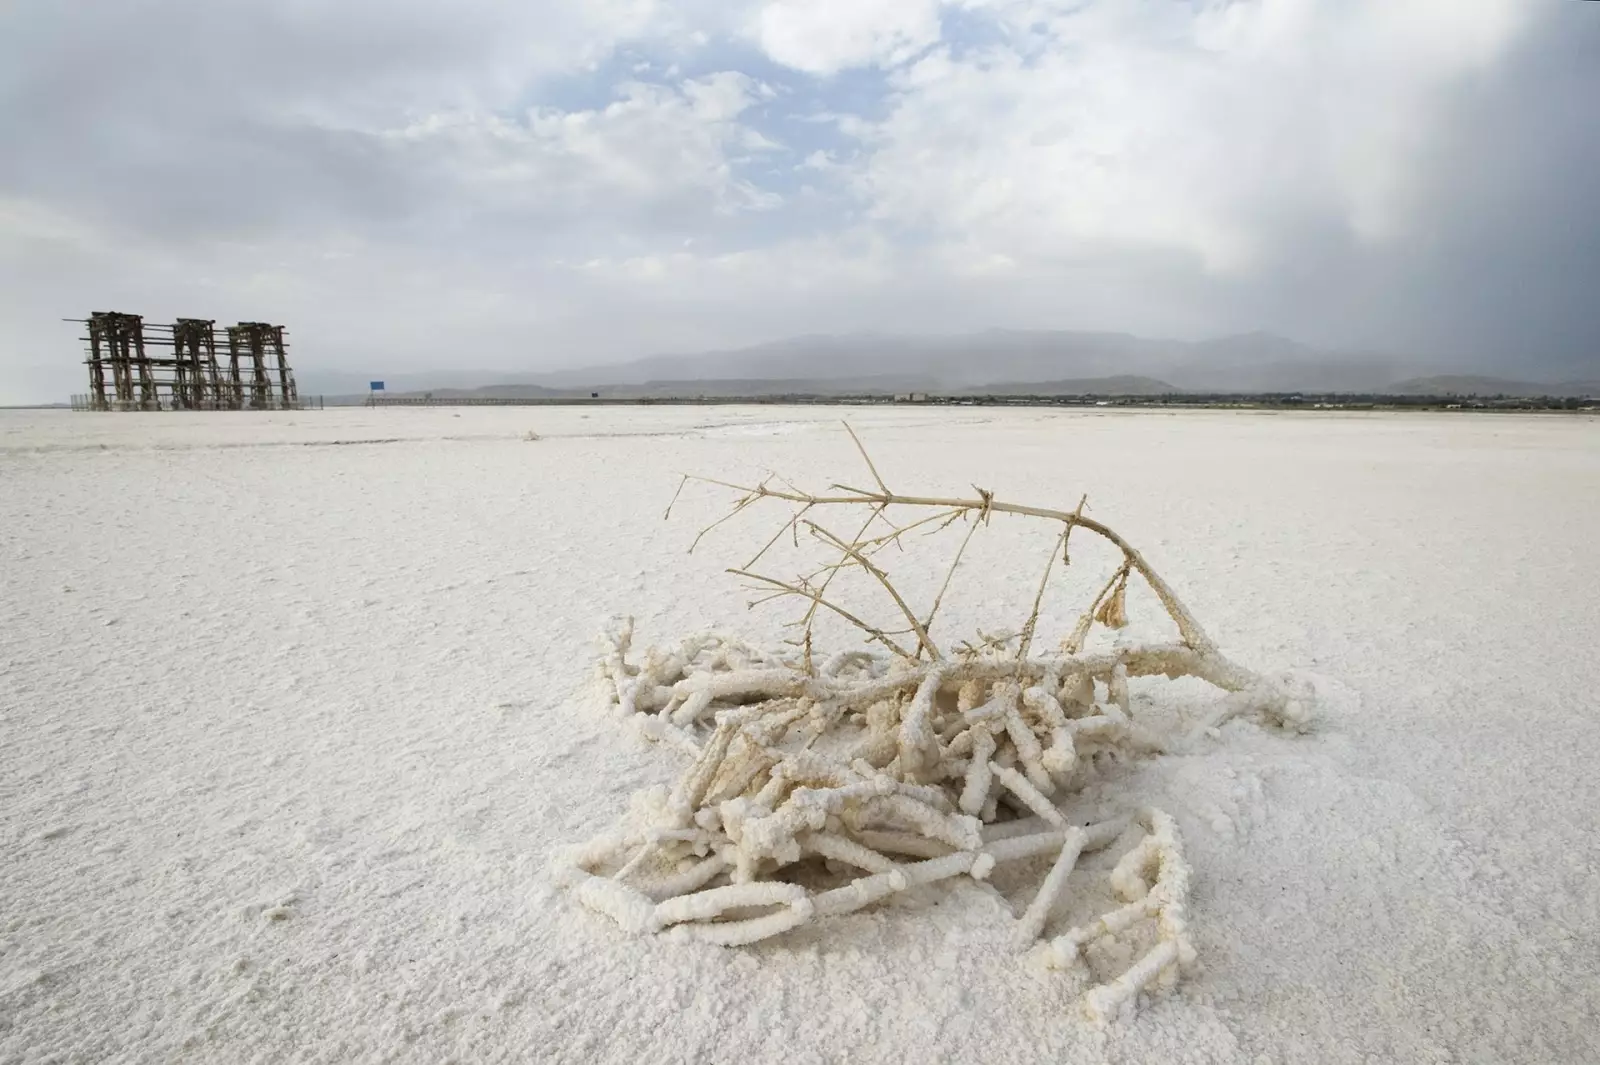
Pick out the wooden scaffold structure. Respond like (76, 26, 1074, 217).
(74, 311, 303, 411)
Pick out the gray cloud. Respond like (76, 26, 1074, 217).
(1, 0, 1596, 403)
(1136, 7, 1593, 375)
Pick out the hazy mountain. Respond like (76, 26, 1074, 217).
(529, 330, 1425, 393)
(418, 383, 568, 399)
(532, 330, 1194, 390)
(963, 375, 1178, 396)
(299, 330, 1594, 398)
(295, 370, 559, 396)
(414, 377, 937, 399)
(601, 376, 932, 397)
(407, 374, 1177, 399)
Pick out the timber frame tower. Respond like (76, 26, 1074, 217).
(77, 312, 301, 411)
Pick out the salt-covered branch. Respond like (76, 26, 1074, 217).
(557, 427, 1308, 1022)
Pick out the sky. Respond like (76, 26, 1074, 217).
(2, 0, 1598, 402)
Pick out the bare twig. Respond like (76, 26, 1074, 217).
(843, 421, 891, 496)
(728, 567, 913, 659)
(676, 475, 1213, 653)
(744, 503, 814, 571)
(923, 512, 982, 641)
(1062, 494, 1088, 565)
(796, 505, 885, 671)
(1064, 559, 1133, 654)
(690, 494, 759, 555)
(805, 521, 941, 661)
(664, 474, 690, 521)
(858, 507, 969, 553)
(1017, 523, 1071, 661)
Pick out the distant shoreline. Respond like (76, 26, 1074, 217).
(353, 392, 1596, 413)
(16, 393, 1596, 413)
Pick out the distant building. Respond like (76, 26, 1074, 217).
(893, 392, 929, 403)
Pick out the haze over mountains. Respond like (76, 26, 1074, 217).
(299, 330, 1598, 399)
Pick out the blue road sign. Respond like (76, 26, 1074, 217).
(370, 381, 385, 391)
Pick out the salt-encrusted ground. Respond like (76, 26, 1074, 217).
(2, 405, 1597, 1064)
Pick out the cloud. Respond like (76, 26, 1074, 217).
(849, 0, 1534, 272)
(374, 71, 782, 237)
(0, 0, 1596, 403)
(751, 0, 943, 75)
(0, 0, 755, 241)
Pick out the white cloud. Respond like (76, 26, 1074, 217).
(752, 0, 943, 75)
(371, 72, 781, 224)
(845, 0, 1533, 270)
(0, 0, 1592, 404)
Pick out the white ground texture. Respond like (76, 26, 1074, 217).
(2, 405, 1597, 1064)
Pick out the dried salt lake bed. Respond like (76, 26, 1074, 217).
(2, 405, 1597, 1063)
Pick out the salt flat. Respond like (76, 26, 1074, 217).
(2, 405, 1597, 1064)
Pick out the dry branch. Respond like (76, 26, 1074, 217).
(556, 424, 1312, 1023)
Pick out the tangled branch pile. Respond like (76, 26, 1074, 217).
(555, 426, 1310, 1022)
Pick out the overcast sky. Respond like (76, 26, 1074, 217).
(2, 0, 1597, 402)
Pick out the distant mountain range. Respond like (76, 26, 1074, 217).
(299, 330, 1598, 399)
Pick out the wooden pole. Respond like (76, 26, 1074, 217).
(271, 326, 296, 410)
(227, 326, 244, 410)
(87, 315, 109, 411)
